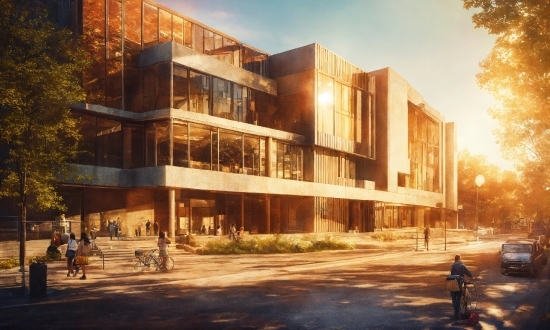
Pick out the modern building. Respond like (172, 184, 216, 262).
(9, 0, 457, 238)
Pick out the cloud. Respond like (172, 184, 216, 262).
(209, 11, 230, 19)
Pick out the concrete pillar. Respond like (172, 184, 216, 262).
(168, 189, 175, 238)
(240, 194, 245, 229)
(265, 195, 271, 234)
(266, 137, 273, 177)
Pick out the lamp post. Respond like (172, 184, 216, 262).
(475, 174, 485, 232)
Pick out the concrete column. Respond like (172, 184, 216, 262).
(241, 194, 245, 229)
(266, 137, 273, 177)
(168, 189, 175, 238)
(265, 195, 271, 234)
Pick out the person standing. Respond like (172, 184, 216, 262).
(65, 233, 78, 277)
(154, 221, 159, 236)
(449, 254, 473, 319)
(76, 233, 92, 280)
(145, 220, 151, 236)
(138, 222, 142, 237)
(424, 227, 430, 251)
(216, 225, 222, 237)
(108, 220, 115, 240)
(157, 231, 171, 270)
(229, 224, 237, 241)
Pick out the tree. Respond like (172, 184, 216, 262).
(463, 0, 550, 177)
(0, 0, 89, 291)
(458, 150, 521, 229)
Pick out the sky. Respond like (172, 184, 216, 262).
(156, 0, 513, 170)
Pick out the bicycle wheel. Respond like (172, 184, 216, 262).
(165, 257, 174, 270)
(459, 288, 469, 318)
(134, 260, 145, 271)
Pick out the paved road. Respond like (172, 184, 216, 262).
(0, 234, 549, 329)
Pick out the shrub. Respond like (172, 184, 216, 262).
(370, 232, 408, 242)
(201, 234, 354, 255)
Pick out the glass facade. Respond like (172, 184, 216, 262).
(407, 104, 441, 192)
(71, 113, 303, 182)
(79, 0, 269, 110)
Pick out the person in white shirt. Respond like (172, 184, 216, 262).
(66, 233, 78, 277)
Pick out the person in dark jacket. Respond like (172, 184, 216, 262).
(450, 254, 474, 318)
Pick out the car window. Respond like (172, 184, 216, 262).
(502, 244, 532, 253)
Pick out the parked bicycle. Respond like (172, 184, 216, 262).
(134, 249, 174, 271)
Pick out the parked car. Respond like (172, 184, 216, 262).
(500, 239, 547, 277)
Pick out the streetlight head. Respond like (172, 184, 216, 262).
(475, 174, 485, 188)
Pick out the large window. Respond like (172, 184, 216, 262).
(145, 121, 170, 166)
(122, 123, 144, 169)
(219, 130, 242, 173)
(212, 77, 232, 119)
(189, 70, 210, 115)
(96, 118, 122, 168)
(173, 122, 188, 167)
(407, 104, 440, 192)
(189, 124, 212, 169)
(173, 65, 189, 110)
(272, 140, 303, 181)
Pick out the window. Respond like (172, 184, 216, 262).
(189, 70, 210, 114)
(96, 118, 122, 168)
(219, 130, 242, 173)
(189, 124, 212, 170)
(173, 122, 188, 167)
(212, 77, 232, 119)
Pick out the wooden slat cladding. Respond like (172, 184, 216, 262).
(314, 197, 349, 233)
(315, 44, 369, 90)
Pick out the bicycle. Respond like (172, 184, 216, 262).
(459, 280, 477, 318)
(134, 249, 174, 271)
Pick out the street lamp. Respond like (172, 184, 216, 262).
(475, 174, 485, 231)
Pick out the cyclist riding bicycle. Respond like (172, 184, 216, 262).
(449, 254, 474, 319)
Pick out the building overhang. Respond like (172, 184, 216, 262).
(139, 41, 277, 96)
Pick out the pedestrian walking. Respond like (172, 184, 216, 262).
(157, 231, 171, 270)
(449, 254, 474, 319)
(65, 233, 78, 277)
(76, 233, 92, 280)
(424, 227, 430, 251)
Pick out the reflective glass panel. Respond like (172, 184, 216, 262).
(212, 77, 231, 119)
(143, 3, 158, 48)
(96, 118, 122, 168)
(173, 16, 184, 45)
(82, 0, 106, 105)
(123, 123, 144, 168)
(232, 84, 244, 122)
(243, 135, 260, 176)
(173, 64, 189, 110)
(74, 114, 96, 165)
(189, 70, 210, 115)
(193, 24, 204, 53)
(159, 10, 172, 43)
(145, 121, 170, 166)
(183, 20, 192, 48)
(219, 131, 242, 173)
(189, 124, 211, 169)
(204, 29, 214, 55)
(173, 122, 188, 167)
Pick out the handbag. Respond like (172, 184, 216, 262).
(75, 256, 89, 265)
(445, 275, 462, 292)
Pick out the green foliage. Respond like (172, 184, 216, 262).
(370, 232, 408, 242)
(201, 234, 354, 255)
(463, 1, 550, 205)
(0, 254, 58, 269)
(458, 150, 522, 227)
(0, 0, 90, 212)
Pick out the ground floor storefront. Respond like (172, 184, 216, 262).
(48, 186, 444, 238)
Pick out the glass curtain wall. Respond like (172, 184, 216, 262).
(407, 104, 440, 192)
(314, 148, 357, 186)
(272, 141, 303, 181)
(96, 118, 122, 168)
(145, 121, 170, 166)
(79, 0, 269, 113)
(122, 123, 145, 169)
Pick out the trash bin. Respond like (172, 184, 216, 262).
(29, 262, 47, 298)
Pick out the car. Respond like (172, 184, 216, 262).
(500, 239, 547, 277)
